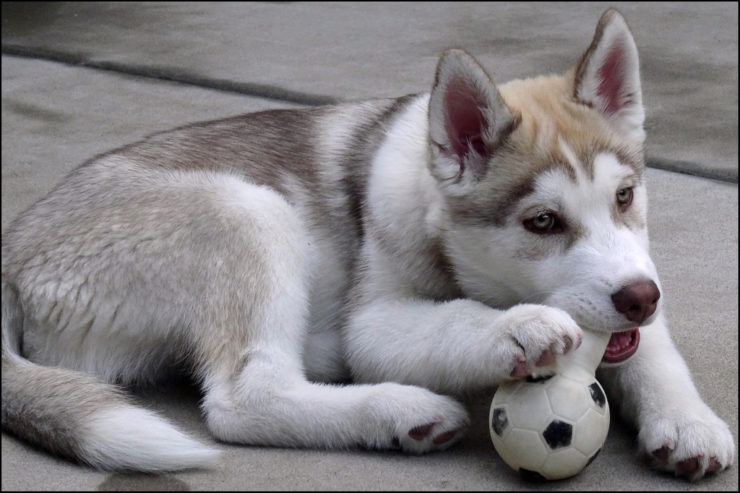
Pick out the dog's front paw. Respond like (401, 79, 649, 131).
(639, 403, 735, 481)
(494, 304, 583, 380)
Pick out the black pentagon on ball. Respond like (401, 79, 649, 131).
(588, 382, 606, 408)
(491, 407, 508, 436)
(543, 419, 573, 449)
(519, 468, 547, 482)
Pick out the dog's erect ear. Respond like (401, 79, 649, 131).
(574, 9, 645, 143)
(428, 49, 517, 195)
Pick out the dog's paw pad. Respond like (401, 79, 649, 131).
(651, 443, 674, 464)
(432, 428, 461, 445)
(706, 456, 721, 474)
(675, 456, 701, 479)
(535, 349, 555, 367)
(408, 422, 437, 441)
(509, 356, 528, 378)
(400, 422, 466, 453)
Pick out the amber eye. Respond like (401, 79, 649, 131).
(523, 212, 562, 234)
(616, 187, 634, 209)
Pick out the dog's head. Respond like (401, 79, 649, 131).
(429, 9, 661, 357)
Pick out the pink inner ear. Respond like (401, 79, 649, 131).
(596, 42, 627, 115)
(444, 80, 488, 159)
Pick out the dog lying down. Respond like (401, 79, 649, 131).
(1, 8, 734, 481)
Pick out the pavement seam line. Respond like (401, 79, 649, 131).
(1, 45, 340, 106)
(645, 158, 737, 184)
(2, 46, 737, 185)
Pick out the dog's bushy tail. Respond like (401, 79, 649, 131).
(1, 280, 221, 472)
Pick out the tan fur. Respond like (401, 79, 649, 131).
(500, 70, 644, 180)
(447, 68, 646, 228)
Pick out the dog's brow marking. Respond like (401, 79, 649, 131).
(557, 137, 584, 184)
(595, 152, 634, 184)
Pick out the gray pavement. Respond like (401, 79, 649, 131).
(1, 2, 738, 491)
(2, 1, 737, 182)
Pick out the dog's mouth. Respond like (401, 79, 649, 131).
(602, 328, 640, 363)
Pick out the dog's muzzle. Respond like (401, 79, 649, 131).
(601, 279, 660, 364)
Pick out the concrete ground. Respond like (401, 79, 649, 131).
(1, 2, 737, 491)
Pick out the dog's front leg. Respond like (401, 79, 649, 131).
(345, 297, 583, 395)
(597, 313, 735, 480)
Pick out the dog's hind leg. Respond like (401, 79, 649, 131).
(192, 182, 468, 454)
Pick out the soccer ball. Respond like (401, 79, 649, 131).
(489, 372, 610, 481)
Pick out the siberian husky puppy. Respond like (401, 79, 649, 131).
(2, 8, 733, 480)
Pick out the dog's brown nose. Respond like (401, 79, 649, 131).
(611, 280, 660, 324)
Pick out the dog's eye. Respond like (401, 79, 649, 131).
(523, 212, 562, 234)
(616, 187, 634, 210)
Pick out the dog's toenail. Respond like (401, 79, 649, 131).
(563, 337, 573, 352)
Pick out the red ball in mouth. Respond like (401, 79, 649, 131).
(602, 328, 640, 363)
